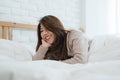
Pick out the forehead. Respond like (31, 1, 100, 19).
(40, 24, 45, 29)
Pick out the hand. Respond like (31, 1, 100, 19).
(41, 39, 51, 48)
(41, 31, 54, 47)
(43, 34, 51, 43)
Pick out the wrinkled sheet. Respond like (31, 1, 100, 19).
(0, 60, 120, 80)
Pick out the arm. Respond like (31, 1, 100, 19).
(62, 32, 89, 64)
(32, 45, 48, 60)
(32, 37, 51, 60)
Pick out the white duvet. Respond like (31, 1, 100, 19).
(0, 35, 120, 80)
(0, 60, 120, 80)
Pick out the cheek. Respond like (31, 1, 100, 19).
(46, 32, 55, 43)
(49, 38, 54, 44)
(50, 34, 56, 43)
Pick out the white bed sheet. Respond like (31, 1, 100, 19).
(0, 39, 33, 61)
(0, 60, 120, 80)
(1, 35, 120, 80)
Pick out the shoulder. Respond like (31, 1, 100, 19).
(66, 29, 89, 44)
(67, 29, 84, 39)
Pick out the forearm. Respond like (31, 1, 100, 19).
(62, 53, 87, 64)
(32, 45, 48, 60)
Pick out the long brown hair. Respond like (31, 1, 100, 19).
(36, 15, 71, 60)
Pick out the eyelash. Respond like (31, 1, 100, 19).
(40, 30, 43, 32)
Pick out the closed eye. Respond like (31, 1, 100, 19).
(40, 30, 43, 32)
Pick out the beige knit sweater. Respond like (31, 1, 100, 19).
(32, 30, 89, 64)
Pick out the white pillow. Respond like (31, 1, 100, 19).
(88, 35, 120, 62)
(0, 39, 33, 61)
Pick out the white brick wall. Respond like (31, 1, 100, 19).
(0, 0, 83, 48)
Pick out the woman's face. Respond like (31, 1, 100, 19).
(40, 24, 56, 44)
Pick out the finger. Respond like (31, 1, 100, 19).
(44, 35, 50, 41)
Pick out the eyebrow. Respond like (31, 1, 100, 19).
(40, 27, 43, 30)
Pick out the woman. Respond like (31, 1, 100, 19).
(32, 15, 89, 64)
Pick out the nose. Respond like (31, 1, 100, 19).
(44, 32, 48, 35)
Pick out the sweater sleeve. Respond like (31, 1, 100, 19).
(62, 31, 89, 64)
(32, 45, 48, 60)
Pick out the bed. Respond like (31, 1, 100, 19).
(0, 21, 120, 80)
